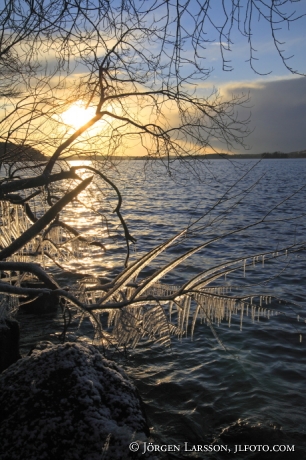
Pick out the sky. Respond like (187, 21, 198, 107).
(221, 76, 306, 154)
(40, 0, 306, 157)
(2, 0, 305, 157)
(198, 1, 306, 154)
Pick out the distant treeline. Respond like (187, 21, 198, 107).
(1, 142, 305, 162)
(0, 142, 46, 163)
(261, 151, 306, 159)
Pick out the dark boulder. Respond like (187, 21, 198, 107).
(19, 282, 59, 314)
(18, 293, 59, 314)
(0, 342, 150, 460)
(0, 318, 21, 373)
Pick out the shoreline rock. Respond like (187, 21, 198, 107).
(0, 319, 21, 373)
(0, 342, 150, 459)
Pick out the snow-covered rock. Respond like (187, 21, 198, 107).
(0, 342, 150, 460)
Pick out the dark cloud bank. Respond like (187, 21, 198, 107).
(230, 76, 306, 154)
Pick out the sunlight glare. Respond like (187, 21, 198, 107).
(60, 101, 96, 130)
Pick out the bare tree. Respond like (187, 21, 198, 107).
(0, 0, 305, 346)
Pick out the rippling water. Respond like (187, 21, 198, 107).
(16, 158, 306, 458)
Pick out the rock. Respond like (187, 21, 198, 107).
(18, 293, 59, 314)
(0, 319, 21, 373)
(0, 342, 150, 460)
(19, 282, 59, 314)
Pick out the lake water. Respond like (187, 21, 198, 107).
(16, 158, 306, 458)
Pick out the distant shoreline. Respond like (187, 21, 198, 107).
(1, 140, 305, 162)
(68, 152, 306, 160)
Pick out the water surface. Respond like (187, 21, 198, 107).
(17, 159, 306, 458)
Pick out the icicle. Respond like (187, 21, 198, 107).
(299, 334, 302, 343)
(262, 255, 265, 267)
(185, 296, 191, 335)
(243, 259, 246, 277)
(260, 295, 262, 307)
(15, 205, 20, 237)
(41, 241, 45, 269)
(251, 305, 255, 323)
(191, 303, 201, 340)
(240, 303, 244, 331)
(169, 301, 173, 322)
(297, 315, 300, 322)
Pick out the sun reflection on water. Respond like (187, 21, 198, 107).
(51, 165, 126, 277)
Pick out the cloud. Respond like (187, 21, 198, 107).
(220, 76, 306, 154)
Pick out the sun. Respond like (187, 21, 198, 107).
(60, 101, 96, 130)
